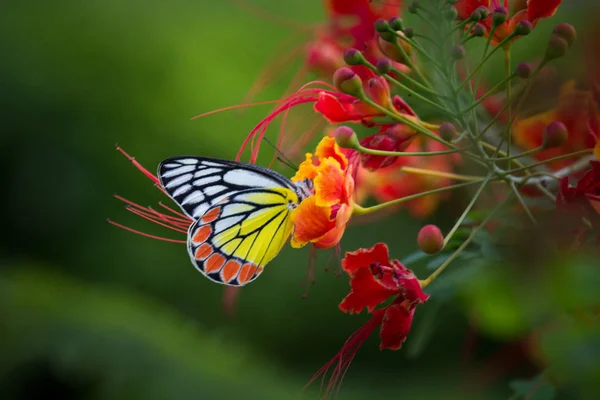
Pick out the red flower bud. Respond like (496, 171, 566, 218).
(452, 44, 466, 60)
(344, 48, 365, 66)
(376, 58, 393, 75)
(439, 122, 458, 141)
(545, 35, 569, 60)
(492, 7, 508, 26)
(334, 126, 359, 149)
(417, 225, 444, 254)
(389, 16, 404, 31)
(472, 23, 486, 37)
(514, 20, 532, 36)
(542, 121, 569, 148)
(515, 62, 532, 79)
(333, 67, 363, 97)
(552, 23, 576, 47)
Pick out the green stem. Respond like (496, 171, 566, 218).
(352, 180, 482, 216)
(510, 182, 538, 225)
(503, 150, 594, 175)
(460, 72, 516, 114)
(361, 98, 457, 149)
(420, 195, 510, 288)
(456, 32, 517, 92)
(353, 142, 466, 157)
(442, 174, 492, 248)
(505, 46, 512, 157)
(488, 146, 544, 162)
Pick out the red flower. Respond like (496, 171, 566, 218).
(557, 161, 600, 221)
(307, 243, 428, 396)
(307, 0, 405, 76)
(456, 0, 562, 46)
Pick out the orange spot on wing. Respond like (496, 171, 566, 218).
(205, 253, 226, 273)
(237, 263, 258, 285)
(221, 260, 242, 283)
(192, 225, 212, 243)
(194, 243, 213, 260)
(201, 206, 221, 224)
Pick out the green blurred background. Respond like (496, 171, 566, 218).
(1, 1, 598, 399)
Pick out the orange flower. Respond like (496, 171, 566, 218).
(290, 137, 356, 249)
(512, 81, 598, 170)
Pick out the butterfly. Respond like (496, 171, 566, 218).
(158, 157, 314, 286)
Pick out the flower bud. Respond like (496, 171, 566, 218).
(552, 23, 576, 47)
(515, 62, 532, 79)
(444, 6, 458, 21)
(542, 121, 568, 148)
(376, 57, 392, 75)
(476, 6, 490, 19)
(451, 44, 466, 60)
(344, 48, 365, 66)
(472, 23, 486, 37)
(514, 20, 532, 36)
(389, 16, 404, 32)
(374, 18, 390, 33)
(333, 67, 363, 97)
(418, 225, 444, 254)
(334, 126, 360, 149)
(492, 7, 508, 26)
(366, 77, 391, 107)
(404, 27, 415, 39)
(545, 35, 568, 60)
(469, 9, 482, 22)
(439, 122, 458, 141)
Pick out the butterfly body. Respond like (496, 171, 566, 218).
(158, 157, 312, 286)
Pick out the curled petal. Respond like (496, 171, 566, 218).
(292, 153, 318, 182)
(341, 242, 391, 276)
(316, 136, 349, 171)
(339, 267, 398, 314)
(313, 202, 352, 249)
(290, 196, 335, 248)
(379, 302, 415, 350)
(314, 158, 345, 207)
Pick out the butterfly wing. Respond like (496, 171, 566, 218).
(158, 157, 297, 219)
(187, 187, 298, 286)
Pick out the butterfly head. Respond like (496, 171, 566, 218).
(294, 178, 315, 201)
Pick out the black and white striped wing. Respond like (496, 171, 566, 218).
(157, 156, 296, 219)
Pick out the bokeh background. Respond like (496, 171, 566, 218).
(1, 1, 599, 399)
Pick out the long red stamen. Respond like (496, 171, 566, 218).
(304, 310, 385, 398)
(190, 100, 283, 120)
(126, 207, 189, 233)
(115, 146, 161, 186)
(106, 219, 186, 244)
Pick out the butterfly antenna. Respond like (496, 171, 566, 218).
(263, 137, 298, 170)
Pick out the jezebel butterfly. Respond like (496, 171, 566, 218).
(158, 157, 313, 286)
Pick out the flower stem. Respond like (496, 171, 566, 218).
(488, 146, 544, 162)
(459, 71, 516, 115)
(420, 195, 510, 288)
(352, 142, 466, 157)
(401, 166, 485, 182)
(442, 174, 492, 248)
(352, 180, 483, 216)
(504, 150, 594, 176)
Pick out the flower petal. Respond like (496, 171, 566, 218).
(339, 267, 399, 314)
(455, 0, 490, 19)
(527, 0, 562, 23)
(290, 196, 335, 248)
(314, 92, 359, 124)
(313, 202, 352, 249)
(292, 153, 318, 182)
(315, 136, 349, 171)
(379, 302, 415, 350)
(314, 158, 345, 207)
(341, 242, 391, 276)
